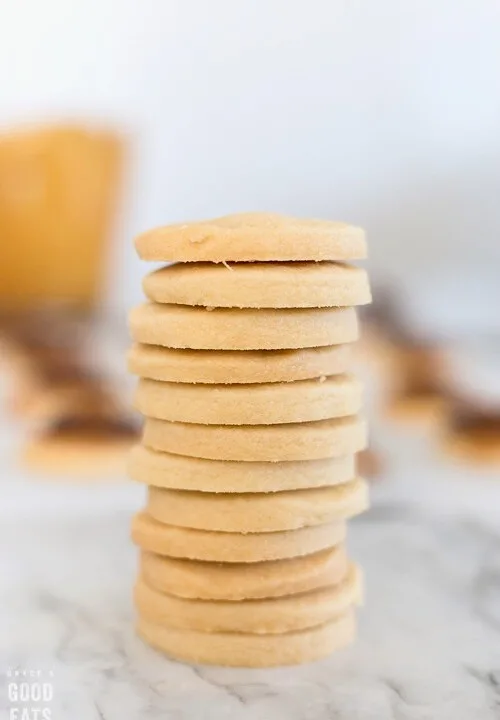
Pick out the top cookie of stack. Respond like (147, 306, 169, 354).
(128, 212, 370, 668)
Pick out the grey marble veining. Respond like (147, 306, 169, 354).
(2, 502, 500, 720)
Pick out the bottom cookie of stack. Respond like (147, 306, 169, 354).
(137, 612, 356, 668)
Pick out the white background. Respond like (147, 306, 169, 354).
(1, 0, 499, 322)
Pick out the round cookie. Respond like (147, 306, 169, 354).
(129, 445, 356, 492)
(131, 512, 346, 562)
(140, 545, 348, 600)
(129, 303, 358, 351)
(146, 479, 368, 532)
(22, 435, 132, 477)
(143, 415, 367, 462)
(134, 374, 363, 425)
(143, 261, 371, 309)
(128, 343, 353, 384)
(440, 429, 500, 467)
(137, 610, 356, 667)
(135, 212, 366, 263)
(135, 564, 361, 634)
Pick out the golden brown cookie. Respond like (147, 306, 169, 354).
(137, 610, 356, 667)
(135, 212, 366, 263)
(143, 415, 367, 461)
(22, 435, 133, 476)
(143, 261, 371, 308)
(441, 430, 500, 466)
(146, 480, 368, 532)
(135, 564, 361, 634)
(384, 343, 446, 426)
(134, 374, 363, 425)
(128, 343, 353, 384)
(140, 545, 348, 600)
(129, 303, 358, 350)
(385, 395, 446, 426)
(22, 412, 137, 477)
(129, 445, 356, 492)
(131, 512, 346, 562)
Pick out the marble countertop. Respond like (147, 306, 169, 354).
(1, 418, 500, 719)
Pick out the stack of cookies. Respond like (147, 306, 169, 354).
(128, 213, 371, 667)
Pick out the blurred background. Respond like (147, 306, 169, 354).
(0, 0, 499, 497)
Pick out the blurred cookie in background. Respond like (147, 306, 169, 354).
(14, 314, 139, 477)
(22, 410, 139, 478)
(439, 335, 500, 469)
(384, 341, 447, 426)
(1, 306, 138, 478)
(359, 287, 448, 426)
(441, 397, 500, 468)
(0, 306, 88, 417)
(357, 446, 384, 482)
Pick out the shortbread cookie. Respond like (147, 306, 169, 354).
(135, 212, 366, 262)
(129, 303, 358, 350)
(143, 415, 367, 461)
(22, 415, 137, 476)
(441, 429, 500, 466)
(135, 564, 361, 634)
(128, 343, 353, 384)
(129, 445, 356, 492)
(385, 394, 446, 425)
(22, 437, 131, 476)
(137, 610, 356, 667)
(140, 545, 348, 600)
(135, 374, 363, 425)
(146, 479, 368, 532)
(143, 262, 371, 308)
(384, 343, 446, 425)
(131, 512, 346, 562)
